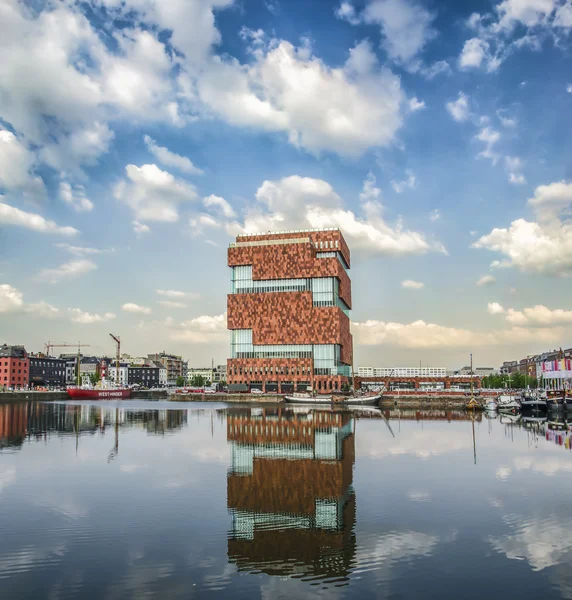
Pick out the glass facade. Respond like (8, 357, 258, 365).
(230, 330, 350, 376)
(230, 265, 350, 315)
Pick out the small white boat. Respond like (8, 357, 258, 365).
(284, 393, 332, 404)
(497, 395, 520, 412)
(485, 399, 498, 412)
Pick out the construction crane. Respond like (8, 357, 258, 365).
(109, 334, 121, 385)
(44, 341, 91, 357)
(44, 342, 91, 386)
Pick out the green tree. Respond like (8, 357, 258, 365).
(176, 376, 185, 387)
(190, 375, 206, 387)
(89, 372, 101, 386)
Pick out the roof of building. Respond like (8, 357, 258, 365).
(0, 345, 27, 358)
(236, 227, 341, 238)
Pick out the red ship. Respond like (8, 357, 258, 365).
(67, 387, 132, 400)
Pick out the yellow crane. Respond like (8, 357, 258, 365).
(109, 334, 121, 385)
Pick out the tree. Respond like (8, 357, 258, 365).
(89, 372, 101, 386)
(190, 375, 205, 387)
(176, 376, 185, 387)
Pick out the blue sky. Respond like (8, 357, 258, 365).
(1, 0, 572, 368)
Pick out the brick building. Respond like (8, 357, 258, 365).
(227, 228, 353, 394)
(0, 345, 29, 390)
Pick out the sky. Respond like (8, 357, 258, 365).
(1, 0, 572, 369)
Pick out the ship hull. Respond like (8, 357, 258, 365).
(67, 388, 132, 400)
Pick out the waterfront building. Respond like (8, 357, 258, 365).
(213, 364, 227, 383)
(358, 366, 447, 378)
(226, 407, 356, 578)
(107, 363, 129, 385)
(147, 352, 184, 385)
(128, 365, 159, 387)
(186, 366, 214, 384)
(28, 354, 66, 388)
(0, 345, 29, 390)
(227, 228, 353, 393)
(79, 356, 100, 378)
(152, 361, 167, 386)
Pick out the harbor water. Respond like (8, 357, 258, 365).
(1, 401, 572, 598)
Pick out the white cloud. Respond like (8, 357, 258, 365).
(488, 302, 505, 315)
(458, 0, 570, 72)
(429, 209, 441, 223)
(0, 284, 24, 313)
(477, 275, 496, 286)
(198, 39, 405, 157)
(391, 170, 417, 193)
(143, 135, 203, 175)
(0, 202, 78, 236)
(168, 312, 228, 343)
(37, 259, 96, 284)
(474, 180, 572, 274)
(567, 84, 572, 93)
(335, 1, 360, 24)
(459, 37, 491, 69)
(220, 174, 445, 257)
(476, 127, 501, 164)
(122, 303, 152, 315)
(156, 289, 199, 299)
(498, 110, 517, 127)
(59, 182, 94, 212)
(54, 243, 111, 257)
(338, 0, 437, 68)
(132, 221, 150, 235)
(446, 92, 470, 122)
(0, 284, 59, 317)
(408, 97, 426, 112)
(505, 305, 572, 326)
(68, 308, 116, 324)
(352, 317, 561, 348)
(158, 300, 187, 309)
(40, 122, 115, 175)
(114, 164, 198, 222)
(0, 129, 46, 201)
(419, 60, 452, 79)
(203, 194, 236, 218)
(505, 156, 526, 185)
(401, 280, 424, 289)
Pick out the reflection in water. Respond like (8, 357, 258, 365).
(226, 407, 356, 583)
(3, 403, 572, 598)
(0, 402, 188, 450)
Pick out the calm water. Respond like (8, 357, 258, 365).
(1, 401, 572, 599)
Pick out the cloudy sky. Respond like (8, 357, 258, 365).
(1, 0, 572, 368)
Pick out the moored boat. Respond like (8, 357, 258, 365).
(520, 391, 547, 412)
(497, 394, 521, 412)
(284, 393, 332, 404)
(485, 399, 498, 412)
(332, 393, 382, 407)
(67, 386, 132, 400)
(545, 390, 565, 410)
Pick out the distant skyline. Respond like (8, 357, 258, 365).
(1, 0, 572, 368)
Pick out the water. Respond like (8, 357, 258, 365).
(1, 401, 572, 599)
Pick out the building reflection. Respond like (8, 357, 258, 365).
(0, 402, 188, 450)
(226, 407, 356, 581)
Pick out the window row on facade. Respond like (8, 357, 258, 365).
(230, 267, 349, 314)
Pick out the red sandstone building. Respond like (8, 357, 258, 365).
(227, 228, 353, 394)
(0, 345, 29, 390)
